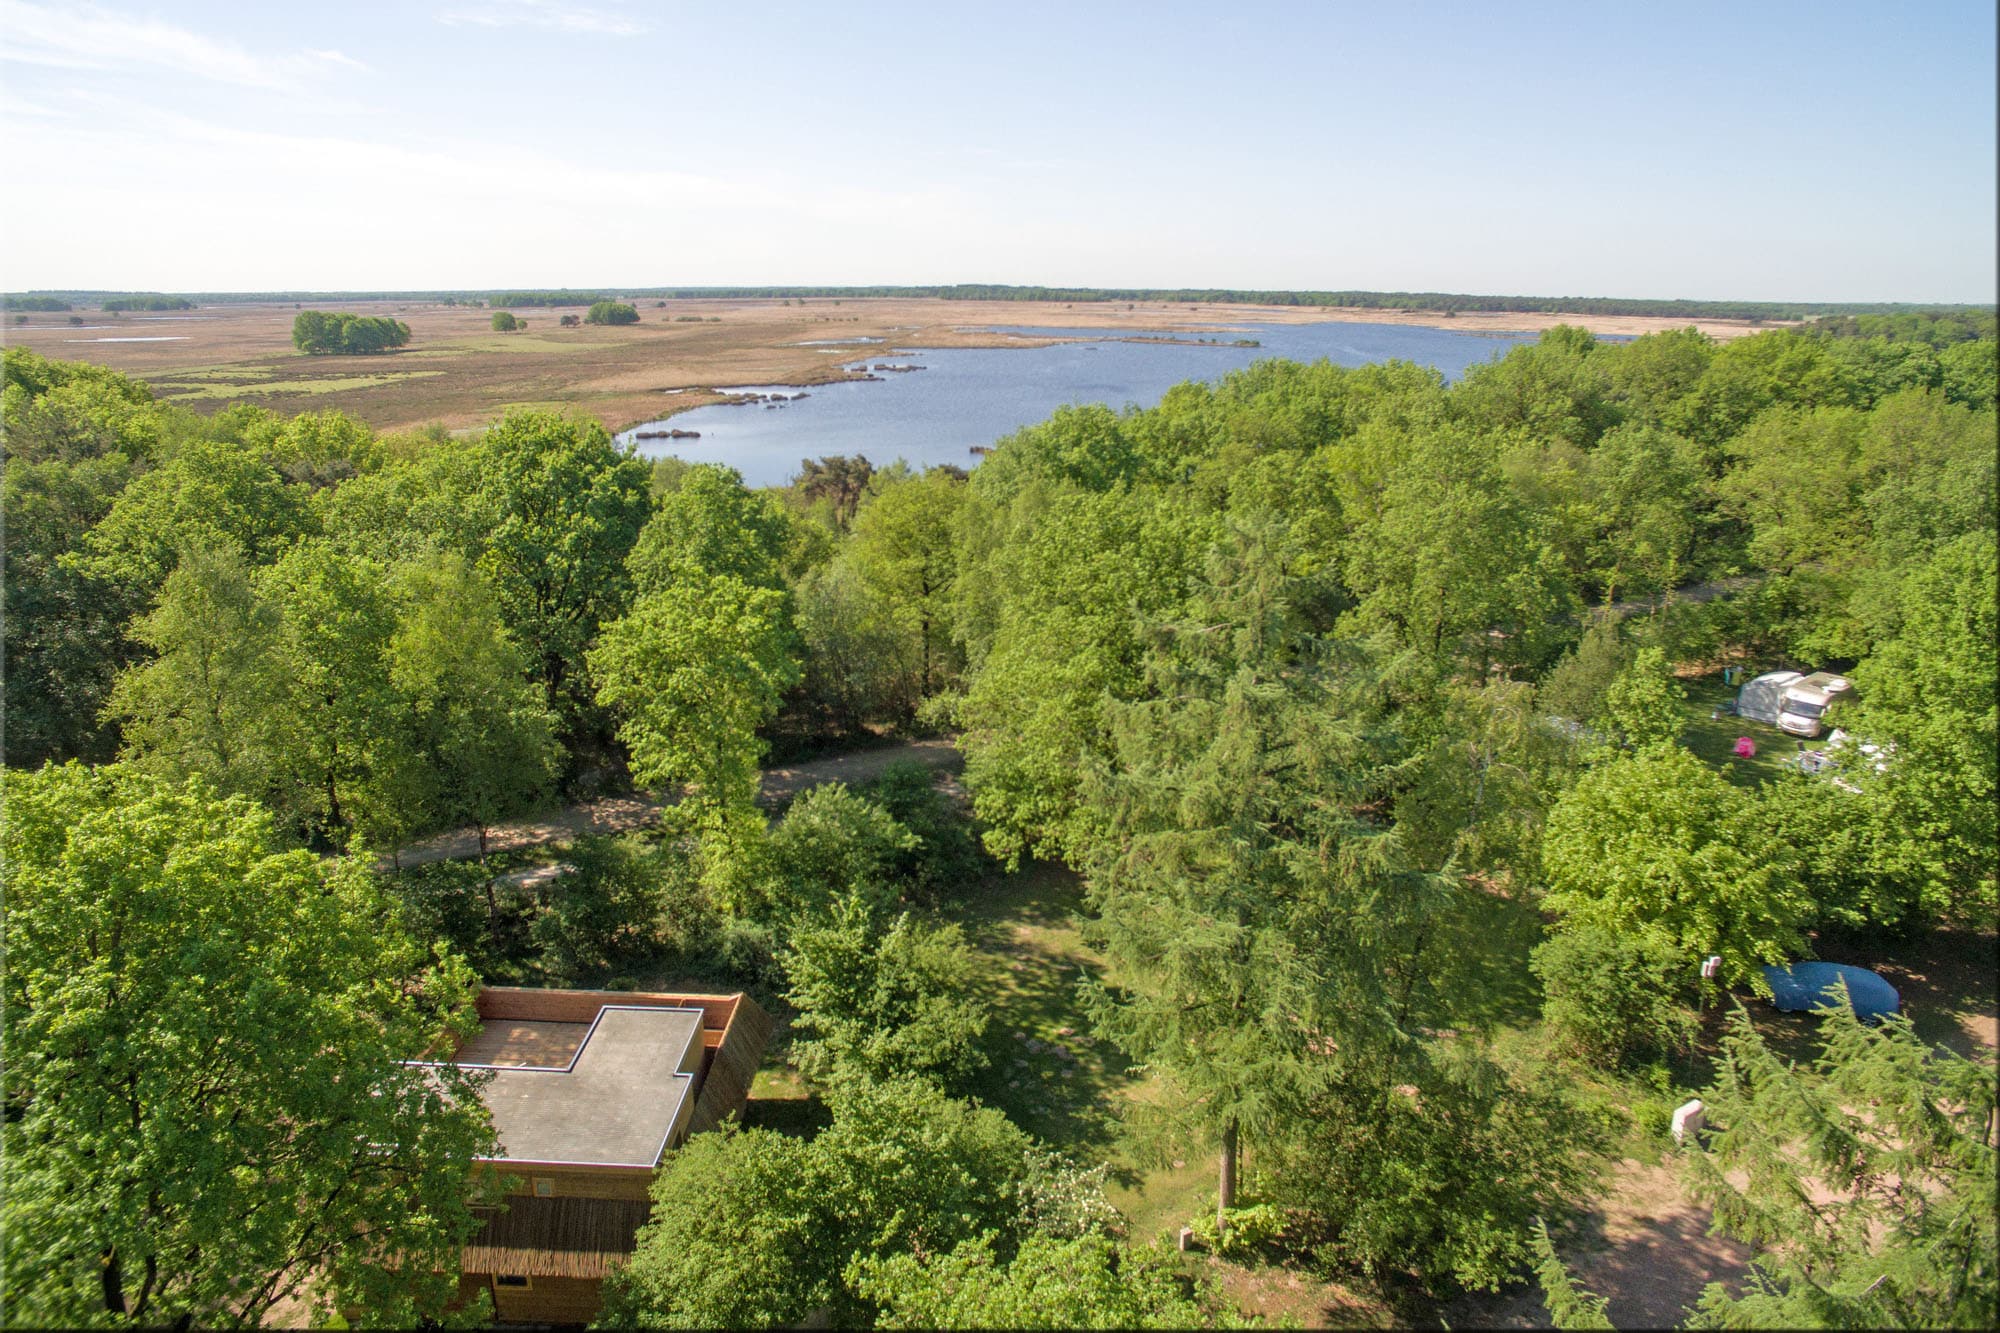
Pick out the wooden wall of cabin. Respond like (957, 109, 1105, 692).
(686, 994, 772, 1136)
(480, 1161, 653, 1202)
(463, 1272, 607, 1325)
(476, 986, 740, 1031)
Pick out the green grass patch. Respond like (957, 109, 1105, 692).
(413, 335, 598, 356)
(941, 857, 1253, 1241)
(953, 860, 1132, 1150)
(1676, 671, 1796, 788)
(160, 371, 443, 401)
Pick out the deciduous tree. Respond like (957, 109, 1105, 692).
(1541, 747, 1809, 985)
(783, 892, 988, 1087)
(589, 571, 799, 812)
(1, 764, 495, 1329)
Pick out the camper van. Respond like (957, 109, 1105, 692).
(1736, 670, 1853, 739)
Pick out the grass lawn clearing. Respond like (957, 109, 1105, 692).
(1676, 671, 1796, 788)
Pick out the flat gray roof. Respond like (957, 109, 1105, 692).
(448, 1005, 704, 1168)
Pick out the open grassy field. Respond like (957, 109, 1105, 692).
(5, 296, 1788, 437)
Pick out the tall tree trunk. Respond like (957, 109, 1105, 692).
(483, 852, 500, 942)
(1218, 1118, 1238, 1233)
(101, 1248, 125, 1315)
(919, 609, 933, 697)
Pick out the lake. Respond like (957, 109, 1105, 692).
(617, 320, 1538, 487)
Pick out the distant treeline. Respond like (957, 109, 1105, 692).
(1798, 309, 1998, 347)
(2, 295, 72, 311)
(102, 295, 197, 312)
(10, 286, 1995, 323)
(541, 285, 1994, 323)
(490, 291, 610, 308)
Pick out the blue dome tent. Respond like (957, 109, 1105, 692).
(1760, 962, 1900, 1020)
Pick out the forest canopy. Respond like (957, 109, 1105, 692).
(2, 309, 1994, 1328)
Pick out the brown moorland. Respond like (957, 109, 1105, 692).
(5, 297, 1789, 436)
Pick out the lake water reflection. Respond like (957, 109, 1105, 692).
(618, 321, 1536, 488)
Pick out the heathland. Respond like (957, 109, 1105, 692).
(7, 294, 1797, 436)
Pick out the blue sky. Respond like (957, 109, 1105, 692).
(2, 0, 1993, 300)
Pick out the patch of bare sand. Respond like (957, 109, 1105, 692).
(1446, 1156, 1749, 1330)
(1209, 1259, 1395, 1329)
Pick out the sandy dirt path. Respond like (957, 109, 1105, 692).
(1446, 1155, 1751, 1329)
(389, 737, 962, 868)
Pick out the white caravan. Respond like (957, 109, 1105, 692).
(1736, 670, 1853, 739)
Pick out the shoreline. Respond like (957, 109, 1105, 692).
(4, 297, 1791, 436)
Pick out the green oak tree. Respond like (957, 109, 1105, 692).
(255, 539, 403, 847)
(1541, 746, 1810, 985)
(1598, 645, 1687, 751)
(599, 1077, 1032, 1328)
(849, 468, 967, 697)
(782, 892, 988, 1087)
(1851, 530, 1998, 923)
(464, 410, 652, 741)
(854, 1232, 1231, 1330)
(104, 543, 283, 798)
(1, 764, 496, 1329)
(589, 571, 799, 813)
(386, 554, 559, 862)
(627, 462, 792, 596)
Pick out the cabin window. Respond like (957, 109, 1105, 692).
(532, 1176, 554, 1197)
(495, 1274, 532, 1289)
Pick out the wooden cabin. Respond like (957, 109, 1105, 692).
(420, 986, 771, 1325)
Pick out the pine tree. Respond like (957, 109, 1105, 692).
(1530, 1218, 1616, 1330)
(1681, 1001, 1997, 1329)
(1080, 521, 1446, 1230)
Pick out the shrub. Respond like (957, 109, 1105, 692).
(781, 892, 988, 1087)
(528, 834, 711, 984)
(1267, 1052, 1599, 1294)
(1017, 1148, 1123, 1239)
(719, 919, 780, 983)
(1532, 923, 1698, 1067)
(758, 782, 918, 923)
(389, 859, 501, 971)
(861, 760, 989, 902)
(1187, 1202, 1287, 1260)
(586, 300, 640, 326)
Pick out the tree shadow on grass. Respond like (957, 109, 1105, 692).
(1436, 881, 1550, 1033)
(952, 859, 1137, 1155)
(1439, 1156, 1750, 1331)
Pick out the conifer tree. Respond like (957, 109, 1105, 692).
(1682, 1001, 1997, 1329)
(1080, 522, 1447, 1229)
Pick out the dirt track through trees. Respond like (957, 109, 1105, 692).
(388, 737, 961, 868)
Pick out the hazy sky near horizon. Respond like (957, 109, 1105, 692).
(2, 0, 1993, 301)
